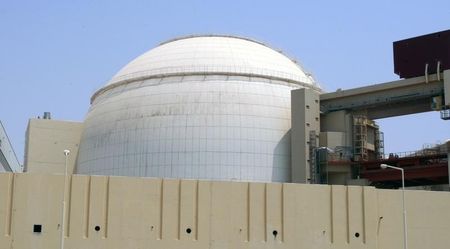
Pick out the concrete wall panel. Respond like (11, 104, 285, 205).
(1, 173, 450, 249)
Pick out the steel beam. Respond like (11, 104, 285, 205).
(361, 164, 448, 182)
(320, 72, 446, 119)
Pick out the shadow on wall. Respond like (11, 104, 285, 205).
(271, 130, 291, 182)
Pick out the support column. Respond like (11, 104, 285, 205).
(447, 141, 450, 191)
(448, 152, 450, 191)
(291, 88, 320, 183)
(444, 70, 450, 107)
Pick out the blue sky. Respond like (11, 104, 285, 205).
(1, 0, 449, 163)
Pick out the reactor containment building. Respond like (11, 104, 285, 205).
(75, 35, 320, 182)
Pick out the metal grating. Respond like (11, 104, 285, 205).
(441, 109, 450, 120)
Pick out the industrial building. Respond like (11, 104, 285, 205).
(1, 31, 450, 249)
(0, 121, 21, 173)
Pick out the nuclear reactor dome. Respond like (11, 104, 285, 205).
(76, 35, 320, 182)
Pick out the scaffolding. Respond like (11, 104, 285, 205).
(315, 148, 329, 184)
(353, 115, 384, 161)
(308, 130, 318, 184)
(441, 108, 450, 120)
(353, 115, 368, 161)
(375, 130, 385, 159)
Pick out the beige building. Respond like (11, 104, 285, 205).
(24, 118, 82, 174)
(291, 70, 450, 187)
(0, 121, 21, 173)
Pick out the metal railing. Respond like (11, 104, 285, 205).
(324, 146, 448, 162)
(381, 148, 447, 160)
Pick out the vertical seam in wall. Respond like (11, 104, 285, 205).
(84, 176, 91, 238)
(246, 182, 250, 242)
(376, 189, 381, 247)
(330, 185, 334, 243)
(208, 181, 213, 245)
(264, 183, 267, 242)
(280, 184, 284, 243)
(362, 187, 366, 244)
(159, 179, 164, 240)
(346, 186, 350, 244)
(66, 175, 73, 237)
(205, 181, 213, 243)
(178, 180, 181, 240)
(103, 177, 110, 238)
(195, 180, 199, 241)
(5, 174, 14, 236)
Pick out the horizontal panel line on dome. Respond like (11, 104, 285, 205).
(78, 160, 290, 166)
(77, 157, 289, 166)
(82, 127, 290, 136)
(93, 93, 291, 108)
(107, 68, 314, 88)
(78, 152, 290, 163)
(77, 137, 290, 148)
(84, 109, 290, 125)
(81, 130, 290, 142)
(85, 158, 284, 164)
(79, 142, 290, 152)
(92, 71, 320, 104)
(103, 74, 279, 86)
(79, 132, 289, 139)
(93, 82, 294, 100)
(88, 98, 291, 113)
(78, 158, 290, 164)
(90, 103, 290, 117)
(82, 125, 291, 138)
(79, 143, 289, 154)
(93, 83, 294, 106)
(80, 126, 290, 136)
(80, 135, 288, 147)
(91, 77, 307, 106)
(83, 127, 291, 137)
(96, 86, 293, 98)
(79, 139, 289, 147)
(77, 167, 290, 175)
(80, 134, 291, 147)
(85, 109, 290, 124)
(91, 101, 290, 115)
(107, 65, 314, 83)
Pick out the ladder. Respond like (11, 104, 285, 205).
(375, 130, 385, 159)
(353, 115, 368, 161)
(308, 130, 318, 183)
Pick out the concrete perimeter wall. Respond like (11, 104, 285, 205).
(1, 173, 450, 249)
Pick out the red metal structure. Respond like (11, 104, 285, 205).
(359, 152, 448, 188)
(394, 29, 450, 78)
(326, 149, 448, 188)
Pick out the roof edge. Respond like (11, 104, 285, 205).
(158, 34, 269, 47)
(90, 72, 321, 104)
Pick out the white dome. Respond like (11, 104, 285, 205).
(77, 35, 319, 182)
(104, 35, 316, 87)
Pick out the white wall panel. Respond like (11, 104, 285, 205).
(78, 78, 299, 182)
